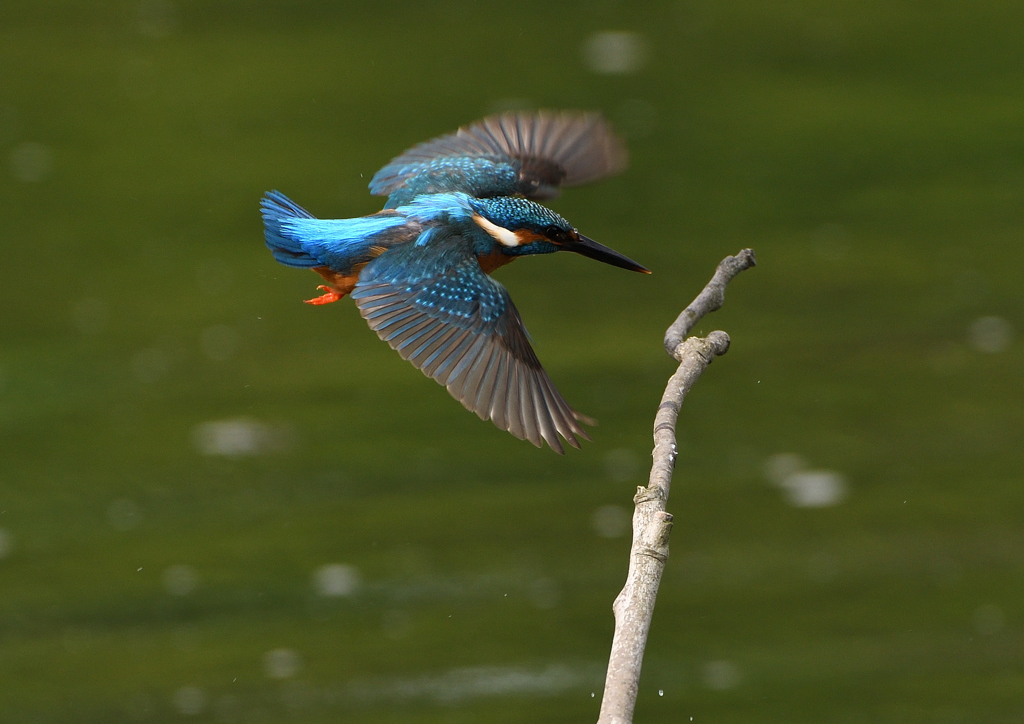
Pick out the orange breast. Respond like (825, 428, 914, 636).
(476, 250, 517, 275)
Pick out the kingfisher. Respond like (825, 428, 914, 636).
(261, 111, 649, 453)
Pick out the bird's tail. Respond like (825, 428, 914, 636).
(261, 190, 409, 270)
(261, 190, 321, 268)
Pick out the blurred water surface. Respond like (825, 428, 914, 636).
(1, 1, 1022, 721)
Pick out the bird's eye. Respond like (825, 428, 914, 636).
(544, 225, 563, 240)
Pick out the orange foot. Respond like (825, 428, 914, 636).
(304, 285, 344, 305)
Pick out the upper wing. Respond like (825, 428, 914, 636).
(369, 111, 628, 207)
(350, 235, 591, 453)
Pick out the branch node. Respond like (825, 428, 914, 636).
(633, 486, 664, 506)
(653, 421, 677, 436)
(706, 330, 731, 356)
(637, 546, 669, 563)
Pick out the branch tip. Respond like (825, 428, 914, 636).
(663, 248, 756, 357)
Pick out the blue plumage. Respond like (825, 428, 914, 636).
(398, 192, 475, 225)
(261, 190, 319, 267)
(374, 157, 520, 208)
(472, 196, 571, 233)
(261, 111, 648, 453)
(262, 190, 407, 270)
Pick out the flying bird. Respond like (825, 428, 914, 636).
(262, 111, 649, 453)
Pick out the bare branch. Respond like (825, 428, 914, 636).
(663, 248, 756, 358)
(597, 250, 755, 724)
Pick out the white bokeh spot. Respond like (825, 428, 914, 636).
(314, 563, 361, 597)
(764, 453, 847, 508)
(583, 32, 649, 74)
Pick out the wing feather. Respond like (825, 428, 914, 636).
(444, 333, 489, 390)
(506, 359, 525, 441)
(469, 343, 501, 422)
(517, 364, 541, 448)
(351, 235, 591, 452)
(369, 111, 627, 205)
(529, 376, 561, 453)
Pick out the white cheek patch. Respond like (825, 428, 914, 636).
(473, 214, 521, 247)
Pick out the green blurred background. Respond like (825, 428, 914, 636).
(1, 1, 1022, 721)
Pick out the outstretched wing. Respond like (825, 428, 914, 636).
(350, 235, 591, 453)
(370, 111, 628, 207)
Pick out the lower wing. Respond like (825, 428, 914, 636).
(350, 235, 591, 453)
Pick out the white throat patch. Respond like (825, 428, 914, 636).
(473, 214, 521, 247)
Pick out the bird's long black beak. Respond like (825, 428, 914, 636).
(563, 233, 651, 274)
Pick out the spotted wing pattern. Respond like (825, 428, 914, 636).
(350, 235, 590, 453)
(369, 111, 628, 206)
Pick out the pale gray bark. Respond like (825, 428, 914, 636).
(597, 249, 756, 724)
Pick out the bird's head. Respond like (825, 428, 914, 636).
(471, 196, 650, 273)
